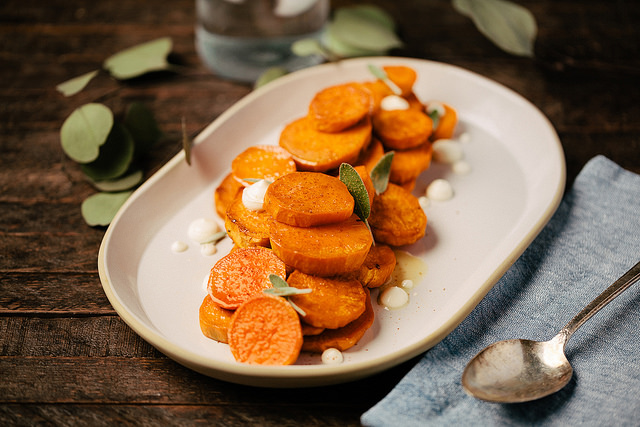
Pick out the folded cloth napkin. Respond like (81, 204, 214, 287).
(362, 156, 640, 426)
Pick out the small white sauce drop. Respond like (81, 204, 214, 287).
(171, 241, 188, 253)
(200, 242, 217, 256)
(188, 218, 221, 243)
(426, 179, 454, 201)
(418, 196, 430, 211)
(452, 160, 472, 175)
(321, 348, 344, 364)
(380, 95, 410, 111)
(432, 139, 464, 164)
(401, 279, 414, 290)
(242, 179, 270, 211)
(459, 132, 471, 143)
(379, 286, 409, 309)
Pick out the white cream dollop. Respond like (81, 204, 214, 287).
(452, 160, 472, 175)
(380, 95, 410, 111)
(425, 101, 446, 118)
(188, 218, 222, 244)
(321, 348, 344, 364)
(171, 241, 188, 253)
(432, 139, 464, 164)
(242, 179, 270, 211)
(426, 179, 454, 201)
(200, 242, 217, 256)
(379, 286, 409, 309)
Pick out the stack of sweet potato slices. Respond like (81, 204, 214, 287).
(201, 65, 458, 364)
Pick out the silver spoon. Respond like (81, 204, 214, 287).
(462, 260, 640, 403)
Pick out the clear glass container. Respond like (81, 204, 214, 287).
(195, 0, 329, 82)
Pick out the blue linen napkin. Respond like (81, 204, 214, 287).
(362, 156, 640, 426)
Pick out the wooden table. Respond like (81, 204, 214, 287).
(2, 0, 639, 425)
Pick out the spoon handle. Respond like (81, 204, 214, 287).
(558, 260, 640, 343)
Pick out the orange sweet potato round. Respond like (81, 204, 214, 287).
(214, 173, 244, 219)
(224, 193, 271, 248)
(228, 294, 303, 365)
(269, 215, 373, 276)
(389, 142, 433, 185)
(383, 65, 417, 96)
(302, 288, 374, 353)
(199, 294, 234, 343)
(308, 83, 372, 133)
(288, 270, 367, 329)
(264, 171, 354, 227)
(208, 246, 287, 310)
(369, 183, 427, 246)
(373, 109, 432, 150)
(231, 144, 296, 185)
(431, 103, 458, 141)
(357, 244, 397, 288)
(279, 116, 372, 172)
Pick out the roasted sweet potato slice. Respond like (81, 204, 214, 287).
(288, 270, 367, 329)
(199, 294, 234, 343)
(264, 171, 354, 227)
(369, 183, 427, 246)
(361, 80, 393, 113)
(354, 165, 375, 206)
(231, 144, 296, 185)
(383, 65, 417, 96)
(214, 173, 243, 219)
(373, 109, 432, 150)
(308, 83, 372, 133)
(302, 288, 374, 353)
(279, 116, 372, 172)
(431, 102, 458, 141)
(207, 246, 287, 309)
(356, 137, 385, 172)
(269, 214, 373, 276)
(228, 294, 303, 365)
(389, 142, 433, 185)
(224, 193, 271, 248)
(357, 244, 396, 288)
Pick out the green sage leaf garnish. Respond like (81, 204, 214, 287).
(60, 103, 114, 163)
(81, 191, 132, 227)
(56, 70, 100, 97)
(80, 122, 135, 181)
(266, 274, 311, 316)
(367, 64, 402, 95)
(339, 163, 370, 221)
(452, 0, 537, 57)
(202, 230, 228, 245)
(370, 151, 394, 195)
(103, 37, 173, 80)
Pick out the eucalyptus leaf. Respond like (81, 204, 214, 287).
(331, 6, 403, 52)
(56, 70, 100, 97)
(370, 151, 394, 195)
(254, 66, 289, 89)
(452, 0, 537, 57)
(60, 103, 114, 163)
(339, 163, 370, 221)
(124, 102, 162, 155)
(81, 191, 132, 226)
(90, 169, 144, 192)
(103, 37, 173, 80)
(81, 122, 135, 181)
(323, 23, 384, 58)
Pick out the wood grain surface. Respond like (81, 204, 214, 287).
(1, 0, 639, 425)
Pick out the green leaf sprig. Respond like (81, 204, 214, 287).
(339, 163, 371, 222)
(370, 151, 394, 195)
(264, 274, 311, 316)
(56, 38, 174, 226)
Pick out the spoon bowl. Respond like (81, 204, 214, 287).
(462, 260, 640, 403)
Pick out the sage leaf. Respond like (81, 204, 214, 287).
(56, 70, 99, 97)
(452, 0, 537, 57)
(90, 169, 144, 192)
(339, 163, 370, 221)
(124, 102, 162, 155)
(331, 6, 403, 52)
(264, 287, 312, 297)
(81, 122, 135, 181)
(60, 103, 114, 163)
(254, 66, 289, 89)
(370, 151, 394, 195)
(291, 38, 324, 57)
(81, 191, 132, 226)
(269, 274, 289, 289)
(367, 64, 402, 95)
(103, 37, 173, 80)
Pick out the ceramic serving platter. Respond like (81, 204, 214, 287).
(98, 57, 565, 387)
